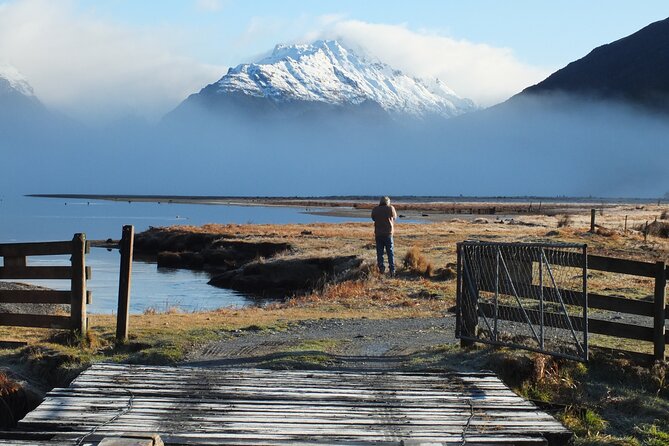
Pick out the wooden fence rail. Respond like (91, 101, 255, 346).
(0, 234, 90, 333)
(461, 249, 668, 362)
(0, 226, 135, 339)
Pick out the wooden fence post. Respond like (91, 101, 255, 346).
(624, 215, 628, 235)
(116, 225, 134, 343)
(653, 261, 667, 361)
(590, 209, 596, 232)
(71, 233, 87, 334)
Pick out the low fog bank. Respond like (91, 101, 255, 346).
(2, 93, 668, 199)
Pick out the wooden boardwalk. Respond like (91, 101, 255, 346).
(1, 363, 571, 445)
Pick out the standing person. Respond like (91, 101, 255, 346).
(371, 196, 398, 276)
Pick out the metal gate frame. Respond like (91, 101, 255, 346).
(456, 241, 588, 362)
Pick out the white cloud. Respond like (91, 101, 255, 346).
(317, 20, 553, 106)
(0, 3, 553, 121)
(196, 0, 225, 13)
(0, 0, 224, 121)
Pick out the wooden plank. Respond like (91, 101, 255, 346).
(0, 290, 71, 304)
(0, 241, 73, 257)
(12, 364, 570, 446)
(3, 256, 26, 267)
(479, 303, 653, 341)
(588, 318, 654, 341)
(30, 404, 552, 418)
(588, 292, 653, 316)
(0, 313, 72, 329)
(587, 254, 656, 277)
(0, 266, 71, 280)
(654, 261, 667, 360)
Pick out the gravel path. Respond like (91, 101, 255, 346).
(185, 316, 457, 370)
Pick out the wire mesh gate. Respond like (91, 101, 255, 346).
(456, 241, 588, 361)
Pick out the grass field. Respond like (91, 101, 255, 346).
(0, 202, 668, 443)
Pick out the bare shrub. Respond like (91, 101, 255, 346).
(434, 266, 456, 281)
(595, 226, 617, 237)
(557, 215, 573, 228)
(403, 247, 434, 277)
(642, 221, 669, 238)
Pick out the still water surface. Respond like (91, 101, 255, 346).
(0, 196, 365, 313)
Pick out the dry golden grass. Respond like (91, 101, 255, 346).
(158, 206, 668, 302)
(0, 204, 666, 361)
(403, 246, 434, 277)
(0, 372, 20, 397)
(557, 214, 573, 228)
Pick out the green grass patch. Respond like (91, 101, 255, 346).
(260, 352, 334, 370)
(286, 339, 341, 353)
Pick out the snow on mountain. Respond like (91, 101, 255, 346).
(210, 40, 476, 118)
(0, 64, 35, 97)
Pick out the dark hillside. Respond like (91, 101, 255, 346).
(520, 17, 669, 111)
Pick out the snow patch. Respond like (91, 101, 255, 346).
(0, 64, 35, 97)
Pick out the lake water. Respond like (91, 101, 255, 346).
(0, 195, 367, 314)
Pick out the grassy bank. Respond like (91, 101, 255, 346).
(0, 204, 668, 441)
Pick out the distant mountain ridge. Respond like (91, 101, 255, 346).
(519, 17, 669, 110)
(170, 40, 477, 120)
(0, 64, 44, 113)
(0, 65, 81, 140)
(0, 64, 35, 97)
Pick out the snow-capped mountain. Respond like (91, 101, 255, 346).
(0, 65, 64, 136)
(0, 64, 43, 117)
(172, 40, 476, 120)
(0, 64, 36, 98)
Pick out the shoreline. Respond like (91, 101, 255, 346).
(26, 193, 666, 224)
(27, 193, 664, 206)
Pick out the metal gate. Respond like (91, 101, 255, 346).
(456, 241, 588, 361)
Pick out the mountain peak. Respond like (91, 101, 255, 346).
(0, 64, 35, 97)
(206, 40, 476, 118)
(265, 39, 346, 62)
(518, 17, 669, 110)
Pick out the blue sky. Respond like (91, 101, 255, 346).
(1, 0, 667, 121)
(75, 0, 668, 66)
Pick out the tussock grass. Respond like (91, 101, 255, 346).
(403, 246, 434, 277)
(558, 214, 574, 228)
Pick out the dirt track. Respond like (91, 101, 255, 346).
(185, 316, 457, 370)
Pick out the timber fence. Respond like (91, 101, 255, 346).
(458, 245, 668, 362)
(0, 225, 134, 339)
(0, 234, 90, 333)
